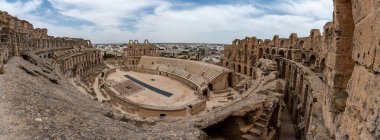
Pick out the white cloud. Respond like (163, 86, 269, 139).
(0, 0, 334, 43)
(0, 0, 42, 16)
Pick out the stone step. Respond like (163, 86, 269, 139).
(258, 118, 267, 124)
(254, 122, 266, 128)
(260, 113, 269, 119)
(241, 134, 259, 140)
(239, 124, 254, 133)
(249, 127, 263, 136)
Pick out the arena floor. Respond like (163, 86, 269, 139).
(107, 70, 198, 106)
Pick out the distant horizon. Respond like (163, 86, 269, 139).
(92, 42, 230, 45)
(1, 0, 332, 44)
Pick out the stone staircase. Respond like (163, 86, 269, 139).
(240, 110, 271, 140)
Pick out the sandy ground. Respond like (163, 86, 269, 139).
(107, 70, 198, 106)
(279, 107, 297, 140)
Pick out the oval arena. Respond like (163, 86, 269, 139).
(98, 56, 235, 117)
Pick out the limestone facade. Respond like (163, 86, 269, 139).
(123, 39, 159, 70)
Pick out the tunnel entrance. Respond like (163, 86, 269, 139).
(202, 117, 240, 140)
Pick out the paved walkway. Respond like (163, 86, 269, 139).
(279, 107, 297, 140)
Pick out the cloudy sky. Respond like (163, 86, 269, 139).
(0, 0, 333, 44)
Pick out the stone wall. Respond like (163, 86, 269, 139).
(123, 39, 159, 70)
(336, 0, 380, 139)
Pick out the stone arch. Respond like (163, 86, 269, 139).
(279, 50, 285, 57)
(280, 40, 285, 48)
(319, 58, 326, 74)
(301, 53, 306, 65)
(134, 40, 139, 45)
(208, 83, 214, 91)
(298, 40, 304, 49)
(258, 48, 264, 59)
(128, 40, 134, 45)
(280, 61, 286, 79)
(249, 67, 253, 76)
(144, 39, 149, 45)
(265, 48, 270, 54)
(271, 49, 276, 55)
(235, 40, 240, 46)
(265, 41, 269, 47)
(287, 50, 292, 59)
(309, 55, 317, 68)
(244, 66, 247, 75)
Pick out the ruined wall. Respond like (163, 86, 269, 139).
(123, 39, 159, 70)
(0, 10, 102, 78)
(336, 0, 380, 139)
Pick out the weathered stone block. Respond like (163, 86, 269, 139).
(352, 13, 376, 67)
(372, 9, 380, 72)
(352, 0, 375, 24)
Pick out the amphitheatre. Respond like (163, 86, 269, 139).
(0, 0, 380, 140)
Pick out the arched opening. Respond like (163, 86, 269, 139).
(319, 58, 326, 74)
(259, 48, 264, 59)
(244, 66, 247, 75)
(309, 55, 317, 69)
(265, 48, 270, 54)
(208, 84, 214, 91)
(265, 41, 270, 47)
(279, 50, 285, 57)
(280, 40, 285, 48)
(287, 50, 292, 59)
(228, 73, 233, 87)
(298, 40, 304, 49)
(301, 54, 306, 65)
(271, 49, 276, 55)
(203, 89, 208, 96)
(249, 67, 253, 76)
(238, 65, 241, 73)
